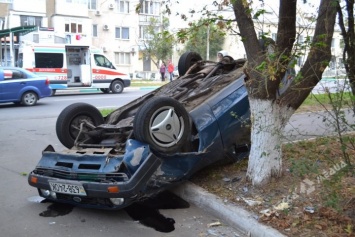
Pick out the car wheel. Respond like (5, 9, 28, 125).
(111, 81, 124, 94)
(100, 88, 110, 93)
(178, 52, 202, 76)
(222, 55, 234, 63)
(56, 103, 104, 149)
(21, 91, 38, 106)
(51, 89, 56, 96)
(133, 97, 191, 154)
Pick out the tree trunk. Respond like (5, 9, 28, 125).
(232, 0, 337, 185)
(336, 0, 355, 95)
(247, 99, 295, 185)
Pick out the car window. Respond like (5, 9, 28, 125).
(94, 54, 114, 69)
(23, 70, 37, 78)
(3, 69, 25, 80)
(35, 53, 64, 68)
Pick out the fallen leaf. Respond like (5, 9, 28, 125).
(207, 221, 222, 228)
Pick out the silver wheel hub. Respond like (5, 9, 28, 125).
(149, 106, 184, 147)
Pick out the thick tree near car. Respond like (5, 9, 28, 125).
(232, 0, 337, 185)
(337, 0, 355, 95)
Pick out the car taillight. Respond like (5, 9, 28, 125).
(45, 78, 50, 85)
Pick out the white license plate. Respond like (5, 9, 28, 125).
(49, 182, 87, 196)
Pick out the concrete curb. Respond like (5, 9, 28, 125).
(172, 182, 287, 237)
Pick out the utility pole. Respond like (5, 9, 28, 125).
(206, 24, 210, 60)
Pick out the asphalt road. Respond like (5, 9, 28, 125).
(0, 89, 245, 237)
(284, 109, 355, 142)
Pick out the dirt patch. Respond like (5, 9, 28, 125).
(191, 134, 355, 237)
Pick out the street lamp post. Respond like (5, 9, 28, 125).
(206, 24, 210, 60)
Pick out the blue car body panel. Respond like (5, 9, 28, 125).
(0, 67, 51, 104)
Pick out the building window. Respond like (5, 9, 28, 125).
(139, 0, 160, 15)
(297, 35, 304, 44)
(139, 25, 158, 40)
(92, 24, 98, 37)
(20, 15, 42, 27)
(272, 33, 277, 41)
(115, 27, 129, 39)
(71, 23, 77, 33)
(258, 31, 263, 39)
(88, 0, 97, 10)
(115, 0, 129, 13)
(65, 23, 83, 33)
(115, 52, 131, 65)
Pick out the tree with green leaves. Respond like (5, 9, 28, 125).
(183, 19, 226, 60)
(135, 0, 338, 186)
(172, 0, 338, 186)
(139, 17, 174, 70)
(232, 0, 337, 186)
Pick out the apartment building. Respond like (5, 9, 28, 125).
(0, 0, 163, 75)
(0, 0, 47, 66)
(87, 0, 163, 76)
(0, 0, 344, 76)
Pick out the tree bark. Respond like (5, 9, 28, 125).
(233, 0, 338, 185)
(337, 0, 355, 95)
(247, 99, 295, 185)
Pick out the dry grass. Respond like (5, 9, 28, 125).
(191, 134, 355, 237)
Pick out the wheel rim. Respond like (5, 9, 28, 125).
(148, 106, 185, 147)
(113, 83, 122, 92)
(24, 93, 36, 105)
(69, 115, 95, 140)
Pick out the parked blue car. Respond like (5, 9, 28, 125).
(0, 67, 51, 106)
(28, 52, 251, 209)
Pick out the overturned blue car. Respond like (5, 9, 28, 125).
(28, 52, 251, 209)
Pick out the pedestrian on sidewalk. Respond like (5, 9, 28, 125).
(160, 62, 166, 82)
(167, 60, 174, 82)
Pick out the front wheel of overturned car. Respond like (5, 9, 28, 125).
(56, 103, 104, 149)
(133, 97, 191, 154)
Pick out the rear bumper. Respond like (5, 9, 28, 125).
(28, 151, 161, 209)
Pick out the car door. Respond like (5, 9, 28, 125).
(0, 69, 4, 101)
(0, 69, 26, 101)
(92, 54, 115, 81)
(209, 76, 251, 149)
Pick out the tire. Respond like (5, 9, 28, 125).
(51, 89, 56, 96)
(133, 97, 191, 154)
(222, 55, 234, 63)
(100, 88, 110, 93)
(21, 91, 38, 106)
(111, 80, 124, 94)
(56, 103, 104, 149)
(178, 52, 202, 76)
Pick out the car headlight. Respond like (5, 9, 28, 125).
(110, 198, 124, 206)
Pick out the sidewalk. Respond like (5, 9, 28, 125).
(172, 182, 286, 237)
